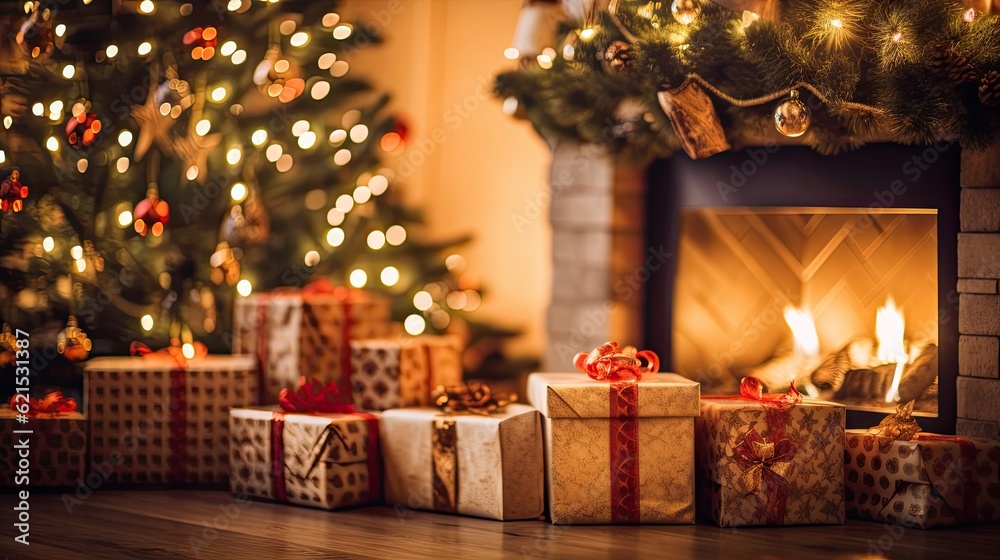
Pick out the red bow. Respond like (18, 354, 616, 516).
(733, 428, 797, 520)
(130, 340, 209, 366)
(278, 376, 356, 414)
(574, 341, 659, 381)
(738, 376, 802, 408)
(9, 391, 78, 416)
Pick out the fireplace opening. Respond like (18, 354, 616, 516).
(646, 143, 960, 432)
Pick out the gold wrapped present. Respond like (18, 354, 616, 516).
(84, 355, 258, 484)
(349, 335, 463, 411)
(697, 377, 846, 527)
(233, 281, 391, 403)
(381, 402, 544, 520)
(229, 406, 380, 510)
(528, 343, 700, 524)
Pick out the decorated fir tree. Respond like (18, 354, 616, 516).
(0, 0, 508, 391)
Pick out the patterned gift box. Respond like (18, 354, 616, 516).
(527, 372, 701, 524)
(229, 407, 380, 510)
(845, 430, 1000, 528)
(233, 285, 391, 403)
(697, 382, 846, 527)
(349, 335, 463, 411)
(380, 404, 544, 520)
(83, 356, 258, 485)
(0, 407, 86, 487)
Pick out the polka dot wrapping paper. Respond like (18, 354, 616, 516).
(349, 335, 464, 412)
(844, 431, 1000, 528)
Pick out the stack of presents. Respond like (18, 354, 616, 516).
(3, 282, 999, 529)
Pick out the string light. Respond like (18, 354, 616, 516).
(297, 131, 317, 149)
(563, 44, 575, 60)
(290, 32, 310, 47)
(292, 120, 310, 136)
(3, 116, 11, 129)
(892, 31, 902, 43)
(118, 210, 133, 226)
(117, 157, 130, 173)
(231, 182, 247, 202)
(304, 250, 320, 267)
(70, 245, 83, 260)
(830, 18, 843, 29)
(265, 144, 283, 162)
(369, 175, 389, 195)
(32, 102, 44, 116)
(220, 41, 237, 57)
(186, 166, 199, 181)
(537, 54, 553, 70)
(333, 24, 353, 40)
(251, 129, 268, 146)
(504, 47, 519, 60)
(62, 64, 76, 79)
(326, 227, 345, 247)
(349, 269, 367, 288)
(464, 290, 482, 312)
(333, 149, 352, 165)
(964, 8, 976, 23)
(386, 225, 406, 246)
(77, 159, 88, 173)
(232, 50, 247, 64)
(210, 86, 228, 102)
(118, 130, 133, 147)
(55, 24, 66, 37)
(323, 13, 340, 27)
(236, 279, 253, 297)
(413, 291, 433, 311)
(42, 237, 54, 252)
(138, 41, 152, 56)
(141, 314, 154, 331)
(327, 209, 345, 226)
(195, 119, 211, 136)
(446, 291, 468, 310)
(329, 129, 347, 146)
(349, 124, 369, 143)
(318, 53, 337, 69)
(182, 343, 195, 360)
(353, 186, 371, 203)
(380, 266, 399, 287)
(226, 147, 242, 165)
(106, 44, 119, 58)
(139, 0, 155, 14)
(46, 136, 59, 151)
(279, 19, 296, 35)
(0, 150, 4, 164)
(311, 81, 331, 100)
(367, 230, 386, 250)
(445, 254, 467, 272)
(335, 194, 354, 213)
(579, 28, 596, 41)
(276, 154, 293, 172)
(330, 60, 350, 77)
(304, 189, 327, 210)
(76, 259, 87, 273)
(404, 314, 426, 336)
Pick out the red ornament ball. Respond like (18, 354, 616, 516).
(65, 109, 102, 149)
(134, 191, 170, 237)
(0, 169, 28, 213)
(183, 27, 218, 60)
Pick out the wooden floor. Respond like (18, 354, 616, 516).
(1, 491, 999, 559)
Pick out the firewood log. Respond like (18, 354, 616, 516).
(897, 343, 938, 403)
(834, 363, 896, 401)
(811, 338, 874, 393)
(745, 353, 814, 394)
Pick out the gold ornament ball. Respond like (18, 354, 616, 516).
(671, 0, 700, 26)
(774, 90, 811, 138)
(57, 315, 92, 362)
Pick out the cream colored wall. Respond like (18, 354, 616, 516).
(343, 0, 551, 357)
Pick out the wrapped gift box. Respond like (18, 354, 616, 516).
(527, 372, 701, 524)
(84, 356, 258, 485)
(350, 335, 464, 411)
(845, 431, 1000, 528)
(229, 407, 380, 510)
(697, 389, 846, 527)
(380, 404, 544, 520)
(233, 286, 391, 403)
(0, 406, 86, 487)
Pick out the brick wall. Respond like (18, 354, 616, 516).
(957, 147, 1000, 440)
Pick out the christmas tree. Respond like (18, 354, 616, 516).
(0, 0, 504, 390)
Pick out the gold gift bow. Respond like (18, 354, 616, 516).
(432, 382, 518, 415)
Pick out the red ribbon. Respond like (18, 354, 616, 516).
(575, 342, 660, 523)
(574, 342, 659, 381)
(704, 377, 804, 524)
(278, 376, 356, 414)
(8, 392, 78, 416)
(911, 433, 979, 524)
(129, 340, 209, 365)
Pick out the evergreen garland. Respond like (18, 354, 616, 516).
(494, 0, 1000, 159)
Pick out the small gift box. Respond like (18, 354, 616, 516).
(233, 279, 392, 403)
(845, 404, 1000, 528)
(0, 393, 86, 488)
(84, 351, 258, 485)
(697, 377, 846, 527)
(349, 335, 464, 411)
(528, 343, 701, 524)
(380, 383, 543, 520)
(229, 378, 381, 510)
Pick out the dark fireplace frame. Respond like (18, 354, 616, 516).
(646, 143, 961, 433)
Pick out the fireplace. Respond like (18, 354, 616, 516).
(645, 143, 960, 432)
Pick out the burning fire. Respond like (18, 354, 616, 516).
(783, 306, 820, 357)
(876, 297, 907, 402)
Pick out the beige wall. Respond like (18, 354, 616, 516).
(344, 0, 551, 357)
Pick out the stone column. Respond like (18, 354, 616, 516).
(956, 146, 1000, 440)
(543, 142, 646, 371)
